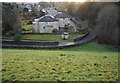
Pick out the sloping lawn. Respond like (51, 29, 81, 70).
(22, 34, 82, 42)
(22, 24, 33, 31)
(3, 33, 83, 42)
(2, 42, 118, 81)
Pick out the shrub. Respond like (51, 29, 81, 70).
(14, 34, 22, 42)
(52, 29, 58, 33)
(22, 28, 26, 31)
(27, 20, 32, 25)
(76, 28, 87, 34)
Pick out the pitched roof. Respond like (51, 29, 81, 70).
(54, 13, 69, 18)
(42, 7, 57, 14)
(38, 15, 59, 22)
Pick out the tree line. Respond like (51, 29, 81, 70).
(67, 2, 119, 47)
(2, 2, 119, 47)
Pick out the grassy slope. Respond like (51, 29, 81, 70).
(3, 34, 83, 42)
(22, 34, 82, 42)
(2, 42, 118, 81)
(22, 24, 33, 31)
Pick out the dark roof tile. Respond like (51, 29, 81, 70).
(38, 15, 58, 22)
(54, 13, 69, 18)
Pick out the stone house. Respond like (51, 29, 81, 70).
(33, 12, 76, 33)
(33, 15, 59, 33)
(54, 12, 70, 28)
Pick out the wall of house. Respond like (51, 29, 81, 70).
(37, 21, 59, 33)
(58, 18, 70, 27)
(38, 22, 45, 33)
(34, 22, 39, 33)
(33, 18, 70, 33)
(33, 19, 40, 33)
(53, 22, 59, 30)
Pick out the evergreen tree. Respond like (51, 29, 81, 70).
(2, 3, 21, 35)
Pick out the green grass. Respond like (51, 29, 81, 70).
(2, 42, 118, 81)
(22, 24, 32, 31)
(63, 41, 118, 52)
(22, 34, 82, 42)
(3, 33, 83, 42)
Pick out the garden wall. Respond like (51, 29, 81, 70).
(2, 39, 59, 46)
(2, 31, 96, 49)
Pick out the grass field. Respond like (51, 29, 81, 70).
(2, 42, 118, 81)
(3, 34, 83, 42)
(22, 34, 82, 42)
(22, 24, 33, 31)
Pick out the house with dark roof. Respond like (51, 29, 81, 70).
(33, 15, 59, 33)
(54, 12, 70, 28)
(42, 7, 58, 16)
(33, 12, 76, 33)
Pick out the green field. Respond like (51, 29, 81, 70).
(22, 34, 82, 42)
(22, 24, 33, 31)
(3, 34, 83, 42)
(2, 42, 118, 81)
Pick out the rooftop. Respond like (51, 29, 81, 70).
(38, 15, 59, 22)
(54, 13, 69, 18)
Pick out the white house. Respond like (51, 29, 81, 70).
(42, 7, 58, 16)
(33, 15, 59, 33)
(33, 12, 76, 33)
(47, 8, 58, 16)
(54, 12, 70, 28)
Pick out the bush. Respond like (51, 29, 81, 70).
(27, 20, 32, 25)
(14, 34, 22, 42)
(22, 28, 26, 31)
(52, 29, 58, 33)
(76, 28, 87, 34)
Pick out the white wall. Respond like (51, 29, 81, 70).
(59, 18, 64, 27)
(33, 21, 59, 33)
(33, 22, 39, 33)
(33, 18, 70, 33)
(53, 22, 59, 30)
(58, 18, 70, 27)
(39, 22, 45, 33)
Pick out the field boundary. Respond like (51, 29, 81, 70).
(2, 32, 96, 49)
